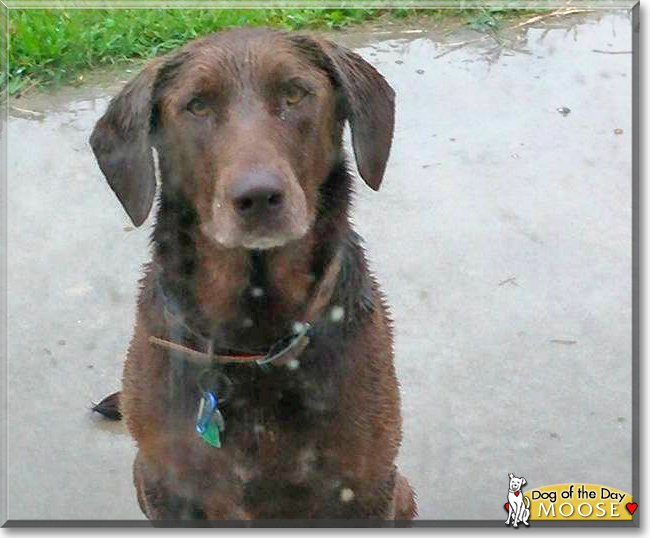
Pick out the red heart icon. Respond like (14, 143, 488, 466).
(504, 502, 509, 511)
(626, 502, 638, 515)
(515, 492, 520, 497)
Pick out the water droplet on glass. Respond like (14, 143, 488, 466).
(614, 128, 623, 135)
(511, 153, 520, 159)
(242, 318, 253, 328)
(287, 359, 300, 370)
(329, 306, 345, 323)
(416, 69, 425, 75)
(292, 321, 306, 334)
(557, 106, 571, 117)
(340, 488, 355, 503)
(250, 287, 264, 298)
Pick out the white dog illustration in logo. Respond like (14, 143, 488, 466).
(505, 473, 530, 527)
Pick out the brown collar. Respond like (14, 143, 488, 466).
(150, 249, 343, 368)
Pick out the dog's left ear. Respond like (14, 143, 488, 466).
(508, 473, 514, 479)
(521, 478, 527, 486)
(291, 35, 395, 191)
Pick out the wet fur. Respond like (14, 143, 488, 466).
(91, 28, 416, 522)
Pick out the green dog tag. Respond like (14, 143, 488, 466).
(200, 420, 221, 448)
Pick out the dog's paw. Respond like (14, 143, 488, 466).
(91, 391, 122, 420)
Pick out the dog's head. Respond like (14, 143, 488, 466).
(90, 28, 395, 250)
(508, 473, 527, 492)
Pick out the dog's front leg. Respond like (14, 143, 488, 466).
(134, 451, 208, 522)
(513, 502, 522, 528)
(134, 451, 250, 523)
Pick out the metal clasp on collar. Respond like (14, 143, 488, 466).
(255, 322, 313, 366)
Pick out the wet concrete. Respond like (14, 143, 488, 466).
(6, 10, 633, 521)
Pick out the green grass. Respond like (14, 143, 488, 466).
(5, 7, 533, 95)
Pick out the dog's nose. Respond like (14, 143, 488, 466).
(228, 171, 285, 219)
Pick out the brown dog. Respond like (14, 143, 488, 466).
(90, 28, 415, 522)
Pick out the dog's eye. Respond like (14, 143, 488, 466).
(187, 98, 210, 116)
(284, 85, 307, 106)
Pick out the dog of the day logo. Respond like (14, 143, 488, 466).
(503, 474, 636, 524)
(504, 473, 531, 527)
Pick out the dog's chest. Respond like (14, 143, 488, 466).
(172, 356, 339, 459)
(195, 368, 341, 517)
(147, 303, 350, 516)
(508, 491, 524, 505)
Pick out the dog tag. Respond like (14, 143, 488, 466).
(200, 420, 221, 448)
(196, 391, 225, 448)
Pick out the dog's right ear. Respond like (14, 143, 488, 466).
(89, 57, 166, 227)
